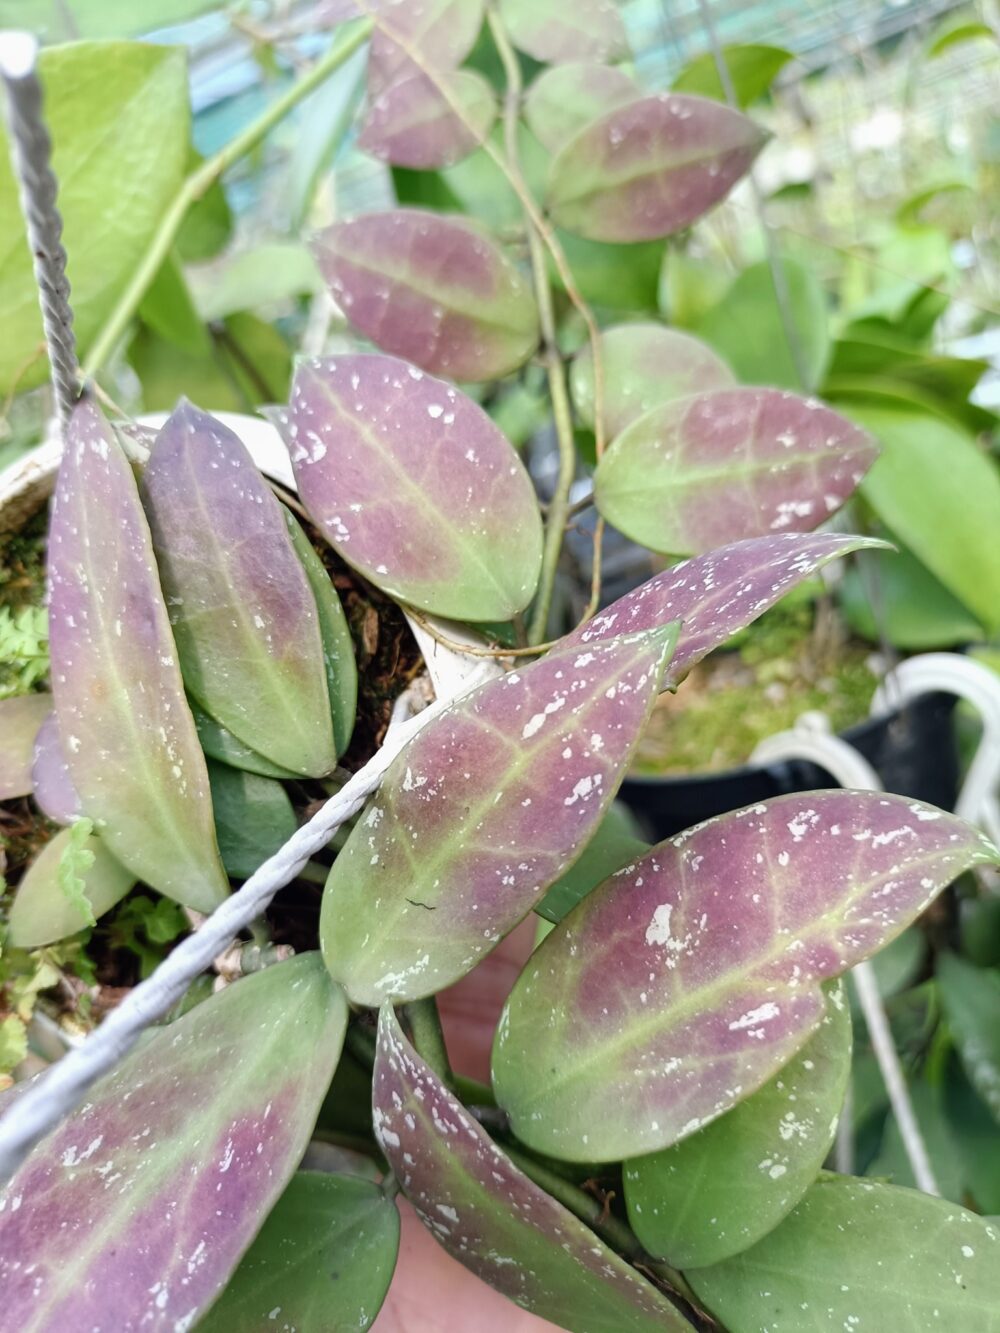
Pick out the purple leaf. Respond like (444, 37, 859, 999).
(524, 62, 639, 154)
(547, 94, 768, 242)
(48, 401, 229, 913)
(141, 402, 338, 778)
(373, 1006, 692, 1331)
(280, 354, 543, 621)
(492, 792, 1000, 1161)
(0, 694, 50, 800)
(498, 0, 629, 64)
(321, 625, 678, 1004)
(593, 388, 879, 555)
(311, 209, 540, 381)
(359, 67, 496, 169)
(562, 533, 892, 687)
(570, 323, 735, 441)
(367, 0, 486, 93)
(8, 827, 134, 947)
(31, 711, 82, 825)
(0, 954, 347, 1332)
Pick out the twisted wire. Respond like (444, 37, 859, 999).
(0, 32, 80, 429)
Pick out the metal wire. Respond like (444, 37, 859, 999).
(0, 30, 80, 430)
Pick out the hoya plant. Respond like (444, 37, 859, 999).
(1, 5, 1000, 1331)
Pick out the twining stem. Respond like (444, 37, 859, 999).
(404, 997, 454, 1087)
(81, 19, 373, 380)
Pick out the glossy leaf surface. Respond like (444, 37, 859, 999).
(0, 955, 347, 1332)
(207, 761, 297, 882)
(321, 626, 677, 1004)
(367, 0, 485, 92)
(624, 982, 851, 1267)
(360, 68, 496, 169)
(282, 354, 542, 621)
(48, 402, 229, 913)
(524, 62, 638, 153)
(593, 388, 878, 555)
(0, 694, 50, 800)
(312, 209, 539, 380)
(688, 1176, 1000, 1332)
(142, 403, 337, 778)
(190, 700, 299, 780)
(493, 792, 999, 1161)
(373, 1006, 690, 1332)
(7, 828, 134, 948)
(199, 1171, 399, 1332)
(498, 0, 628, 63)
(561, 533, 889, 687)
(570, 323, 734, 441)
(547, 94, 767, 243)
(31, 711, 81, 825)
(938, 952, 1000, 1122)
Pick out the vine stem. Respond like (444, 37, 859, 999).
(80, 18, 373, 379)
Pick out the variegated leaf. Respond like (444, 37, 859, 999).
(321, 626, 677, 1005)
(366, 0, 486, 93)
(7, 827, 134, 947)
(373, 1006, 691, 1332)
(0, 694, 50, 800)
(524, 62, 639, 154)
(561, 533, 892, 687)
(0, 955, 347, 1333)
(547, 94, 767, 242)
(492, 792, 999, 1162)
(499, 0, 629, 63)
(311, 209, 540, 381)
(141, 402, 337, 778)
(48, 401, 229, 913)
(571, 324, 735, 441)
(281, 354, 543, 622)
(31, 711, 81, 825)
(359, 68, 496, 169)
(593, 388, 878, 555)
(624, 982, 852, 1268)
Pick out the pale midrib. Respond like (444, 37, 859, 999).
(559, 131, 761, 208)
(603, 438, 867, 500)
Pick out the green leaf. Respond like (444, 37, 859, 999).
(137, 252, 210, 356)
(671, 44, 793, 108)
(550, 230, 665, 313)
(867, 1079, 967, 1203)
(624, 983, 851, 1269)
(188, 243, 322, 322)
(0, 1015, 27, 1076)
(0, 41, 189, 395)
(838, 542, 985, 650)
(8, 826, 135, 947)
(0, 955, 348, 1331)
(844, 403, 1000, 633)
(207, 762, 297, 882)
(199, 1172, 399, 1332)
(0, 0, 224, 39)
(659, 249, 733, 327)
(524, 61, 638, 153)
(938, 952, 1000, 1123)
(130, 313, 293, 413)
(695, 258, 830, 392)
(498, 0, 629, 63)
(176, 150, 233, 263)
(536, 803, 648, 925)
(190, 700, 301, 780)
(688, 1176, 1000, 1331)
(927, 17, 996, 57)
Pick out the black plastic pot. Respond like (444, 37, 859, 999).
(619, 691, 959, 842)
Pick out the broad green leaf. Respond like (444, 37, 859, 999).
(0, 0, 222, 38)
(0, 955, 347, 1332)
(671, 45, 794, 108)
(372, 1006, 690, 1332)
(945, 1069, 1000, 1214)
(360, 67, 496, 169)
(312, 209, 540, 380)
(0, 42, 188, 395)
(280, 354, 543, 622)
(141, 402, 338, 777)
(187, 243, 322, 322)
(593, 388, 877, 555)
(938, 952, 1000, 1122)
(659, 249, 732, 327)
(536, 802, 649, 924)
(190, 700, 301, 780)
(547, 95, 767, 243)
(846, 403, 1000, 633)
(137, 252, 209, 356)
(48, 402, 229, 913)
(498, 0, 629, 63)
(30, 710, 82, 824)
(570, 323, 734, 440)
(176, 150, 233, 263)
(688, 1176, 1000, 1332)
(282, 510, 357, 755)
(366, 0, 486, 92)
(838, 541, 985, 650)
(560, 534, 891, 687)
(524, 62, 639, 153)
(199, 1171, 399, 1332)
(868, 1079, 966, 1203)
(321, 626, 677, 1005)
(624, 983, 851, 1268)
(0, 693, 49, 799)
(695, 258, 831, 392)
(8, 827, 134, 947)
(207, 762, 296, 882)
(551, 230, 665, 313)
(492, 792, 998, 1162)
